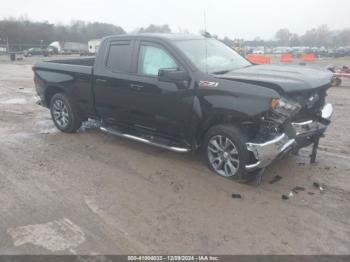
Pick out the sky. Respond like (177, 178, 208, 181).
(0, 0, 349, 40)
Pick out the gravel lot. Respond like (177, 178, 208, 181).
(0, 55, 349, 254)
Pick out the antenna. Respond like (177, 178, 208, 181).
(204, 10, 208, 74)
(204, 10, 207, 33)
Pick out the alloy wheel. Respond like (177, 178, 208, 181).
(207, 135, 240, 177)
(52, 99, 70, 129)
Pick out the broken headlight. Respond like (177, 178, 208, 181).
(268, 97, 302, 124)
(271, 98, 301, 114)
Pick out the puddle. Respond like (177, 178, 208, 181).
(79, 119, 101, 132)
(34, 119, 59, 134)
(0, 98, 27, 104)
(33, 118, 100, 135)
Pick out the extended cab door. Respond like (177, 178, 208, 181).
(93, 39, 136, 124)
(127, 41, 195, 142)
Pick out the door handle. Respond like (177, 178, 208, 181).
(130, 84, 144, 91)
(96, 78, 107, 83)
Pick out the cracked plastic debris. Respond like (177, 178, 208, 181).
(232, 194, 242, 199)
(292, 186, 305, 194)
(269, 175, 282, 184)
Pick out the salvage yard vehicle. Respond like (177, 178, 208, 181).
(23, 48, 49, 57)
(328, 65, 350, 87)
(33, 34, 334, 181)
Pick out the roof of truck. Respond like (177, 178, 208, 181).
(103, 33, 205, 42)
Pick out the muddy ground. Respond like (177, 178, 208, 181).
(0, 55, 349, 254)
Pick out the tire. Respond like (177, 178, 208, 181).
(49, 93, 82, 133)
(334, 77, 342, 87)
(204, 124, 249, 181)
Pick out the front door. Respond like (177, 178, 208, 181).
(127, 41, 194, 142)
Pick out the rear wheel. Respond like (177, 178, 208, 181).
(204, 125, 249, 180)
(50, 93, 82, 133)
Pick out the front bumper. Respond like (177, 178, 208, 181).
(245, 103, 333, 172)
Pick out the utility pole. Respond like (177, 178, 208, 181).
(6, 37, 10, 61)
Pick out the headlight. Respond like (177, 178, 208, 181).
(271, 98, 301, 112)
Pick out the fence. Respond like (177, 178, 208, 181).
(280, 54, 293, 63)
(245, 54, 271, 64)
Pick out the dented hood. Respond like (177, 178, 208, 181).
(217, 64, 333, 93)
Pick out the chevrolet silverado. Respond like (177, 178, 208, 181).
(33, 34, 334, 181)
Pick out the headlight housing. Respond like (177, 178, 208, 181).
(271, 98, 301, 113)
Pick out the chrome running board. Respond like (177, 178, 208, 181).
(100, 126, 191, 153)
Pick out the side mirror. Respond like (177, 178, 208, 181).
(158, 68, 190, 89)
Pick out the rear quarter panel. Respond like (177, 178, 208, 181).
(34, 62, 96, 118)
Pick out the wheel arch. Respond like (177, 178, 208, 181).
(194, 111, 258, 149)
(45, 86, 66, 108)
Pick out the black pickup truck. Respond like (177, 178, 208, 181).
(34, 33, 334, 180)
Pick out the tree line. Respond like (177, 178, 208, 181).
(0, 17, 349, 51)
(274, 25, 350, 47)
(216, 25, 350, 48)
(0, 18, 125, 50)
(0, 18, 173, 50)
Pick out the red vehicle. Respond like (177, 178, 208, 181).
(328, 65, 350, 87)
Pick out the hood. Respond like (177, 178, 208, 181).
(216, 64, 333, 94)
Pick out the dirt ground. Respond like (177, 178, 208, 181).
(0, 55, 349, 255)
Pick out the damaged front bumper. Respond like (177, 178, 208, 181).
(245, 103, 333, 172)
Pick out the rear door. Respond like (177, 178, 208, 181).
(93, 40, 136, 124)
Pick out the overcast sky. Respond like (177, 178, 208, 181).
(0, 0, 349, 39)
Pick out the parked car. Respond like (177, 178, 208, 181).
(252, 47, 264, 54)
(23, 48, 49, 57)
(33, 34, 334, 181)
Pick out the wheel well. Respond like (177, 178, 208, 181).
(45, 87, 87, 121)
(45, 87, 65, 107)
(199, 117, 259, 166)
(197, 114, 258, 148)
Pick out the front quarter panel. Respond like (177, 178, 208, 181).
(193, 78, 280, 140)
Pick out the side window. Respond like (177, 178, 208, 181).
(106, 41, 132, 73)
(138, 45, 177, 76)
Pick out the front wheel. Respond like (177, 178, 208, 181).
(50, 93, 82, 133)
(204, 125, 249, 180)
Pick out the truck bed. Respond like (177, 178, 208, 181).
(48, 57, 95, 66)
(35, 58, 95, 75)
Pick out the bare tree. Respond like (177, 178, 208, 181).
(0, 18, 125, 50)
(275, 28, 292, 46)
(138, 24, 171, 33)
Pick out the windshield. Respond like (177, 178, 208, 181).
(175, 38, 251, 74)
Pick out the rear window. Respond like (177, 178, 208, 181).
(106, 41, 132, 73)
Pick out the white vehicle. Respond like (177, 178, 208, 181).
(252, 47, 264, 54)
(49, 41, 88, 54)
(0, 46, 7, 54)
(88, 39, 101, 54)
